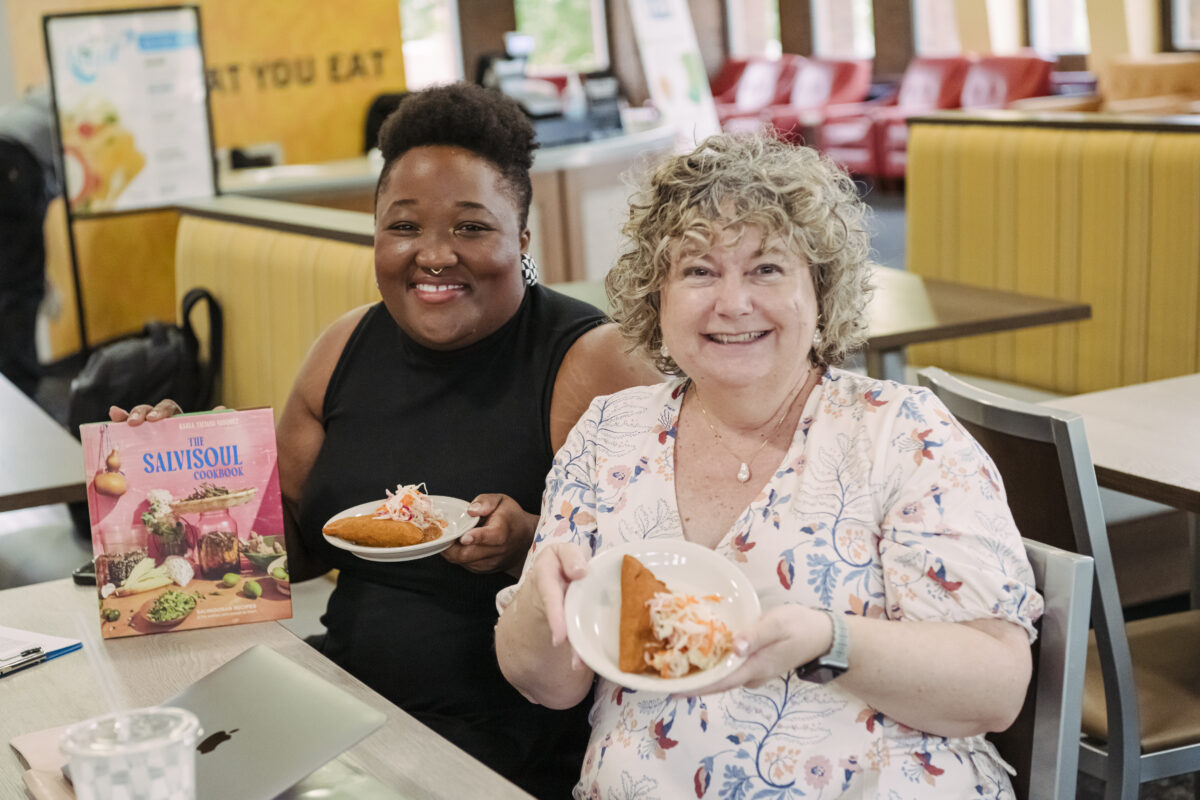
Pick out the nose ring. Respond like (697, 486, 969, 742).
(426, 267, 445, 276)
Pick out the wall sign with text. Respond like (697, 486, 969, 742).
(44, 6, 216, 216)
(626, 0, 720, 148)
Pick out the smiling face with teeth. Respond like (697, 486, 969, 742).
(374, 145, 530, 350)
(659, 223, 819, 394)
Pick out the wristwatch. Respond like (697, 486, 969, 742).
(795, 608, 849, 684)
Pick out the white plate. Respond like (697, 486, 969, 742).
(564, 540, 761, 694)
(322, 496, 478, 562)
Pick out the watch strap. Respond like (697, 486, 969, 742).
(795, 608, 849, 684)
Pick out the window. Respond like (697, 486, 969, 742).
(399, 0, 463, 89)
(1029, 0, 1090, 55)
(810, 0, 873, 59)
(912, 0, 960, 55)
(513, 0, 610, 75)
(727, 0, 782, 58)
(1173, 0, 1200, 49)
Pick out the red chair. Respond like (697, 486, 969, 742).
(713, 55, 803, 127)
(709, 58, 750, 104)
(961, 53, 1054, 108)
(819, 56, 970, 177)
(767, 58, 873, 144)
(875, 54, 1054, 178)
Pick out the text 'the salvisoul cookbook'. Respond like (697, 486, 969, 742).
(80, 408, 291, 638)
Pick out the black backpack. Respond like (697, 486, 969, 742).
(68, 288, 223, 435)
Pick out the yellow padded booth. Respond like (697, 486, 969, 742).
(174, 198, 379, 413)
(907, 112, 1200, 395)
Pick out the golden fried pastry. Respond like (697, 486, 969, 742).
(618, 554, 736, 678)
(323, 515, 440, 547)
(619, 555, 668, 673)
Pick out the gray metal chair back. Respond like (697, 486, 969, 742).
(917, 367, 1141, 799)
(1013, 538, 1094, 800)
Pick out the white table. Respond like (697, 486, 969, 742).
(1, 579, 532, 799)
(0, 375, 85, 512)
(1043, 374, 1200, 605)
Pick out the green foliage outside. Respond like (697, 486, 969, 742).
(514, 0, 606, 73)
(400, 0, 441, 42)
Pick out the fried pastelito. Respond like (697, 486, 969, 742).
(618, 554, 735, 678)
(323, 515, 431, 547)
(619, 555, 668, 673)
(323, 483, 448, 548)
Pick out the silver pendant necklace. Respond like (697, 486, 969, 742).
(690, 382, 794, 483)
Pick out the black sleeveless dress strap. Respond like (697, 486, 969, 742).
(297, 285, 603, 798)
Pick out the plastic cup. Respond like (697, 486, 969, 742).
(60, 707, 201, 800)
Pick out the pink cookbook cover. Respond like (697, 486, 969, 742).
(79, 408, 291, 639)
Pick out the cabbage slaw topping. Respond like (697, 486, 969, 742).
(373, 483, 447, 531)
(645, 591, 734, 679)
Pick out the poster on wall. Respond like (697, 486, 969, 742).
(44, 6, 216, 216)
(625, 0, 721, 148)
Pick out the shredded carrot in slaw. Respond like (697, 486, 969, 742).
(373, 483, 447, 530)
(644, 590, 734, 679)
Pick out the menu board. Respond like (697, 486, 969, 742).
(625, 0, 721, 147)
(44, 6, 216, 216)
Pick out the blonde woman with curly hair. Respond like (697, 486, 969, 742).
(497, 134, 1041, 799)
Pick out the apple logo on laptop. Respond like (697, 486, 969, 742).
(197, 728, 239, 754)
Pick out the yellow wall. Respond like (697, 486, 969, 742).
(1086, 0, 1161, 78)
(43, 201, 180, 356)
(952, 0, 1024, 54)
(7, 0, 406, 164)
(7, 0, 405, 356)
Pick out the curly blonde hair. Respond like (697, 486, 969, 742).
(605, 133, 873, 375)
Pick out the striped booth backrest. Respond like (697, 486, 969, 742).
(906, 115, 1200, 395)
(174, 206, 380, 413)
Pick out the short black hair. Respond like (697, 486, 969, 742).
(375, 82, 538, 226)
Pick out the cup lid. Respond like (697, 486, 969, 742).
(60, 707, 201, 757)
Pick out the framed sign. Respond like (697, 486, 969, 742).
(44, 6, 217, 216)
(625, 0, 720, 147)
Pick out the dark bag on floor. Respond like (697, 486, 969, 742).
(68, 288, 224, 435)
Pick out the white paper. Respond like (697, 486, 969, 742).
(0, 626, 81, 662)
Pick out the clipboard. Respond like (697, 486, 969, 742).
(0, 626, 80, 678)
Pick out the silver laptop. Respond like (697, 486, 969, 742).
(161, 644, 388, 800)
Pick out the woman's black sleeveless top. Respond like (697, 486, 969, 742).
(297, 285, 603, 796)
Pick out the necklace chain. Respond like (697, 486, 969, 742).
(690, 382, 795, 483)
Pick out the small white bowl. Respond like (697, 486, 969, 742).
(564, 539, 761, 694)
(321, 496, 479, 563)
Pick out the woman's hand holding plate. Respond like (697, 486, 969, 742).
(527, 543, 591, 668)
(687, 603, 832, 695)
(442, 493, 538, 574)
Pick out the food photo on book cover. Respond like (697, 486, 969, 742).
(79, 408, 291, 639)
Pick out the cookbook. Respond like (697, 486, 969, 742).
(80, 408, 291, 639)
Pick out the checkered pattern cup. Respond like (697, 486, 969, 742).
(60, 707, 201, 800)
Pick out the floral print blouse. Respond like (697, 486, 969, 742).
(503, 368, 1043, 800)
